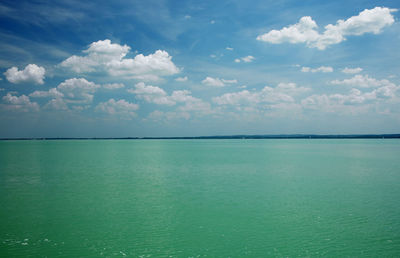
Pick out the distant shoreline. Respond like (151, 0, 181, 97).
(1, 134, 400, 140)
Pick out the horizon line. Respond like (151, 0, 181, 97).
(1, 134, 400, 140)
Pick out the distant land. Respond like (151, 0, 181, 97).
(1, 134, 400, 140)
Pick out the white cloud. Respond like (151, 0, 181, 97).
(226, 47, 234, 51)
(301, 90, 377, 115)
(257, 16, 319, 44)
(342, 67, 363, 74)
(276, 82, 311, 94)
(1, 92, 39, 112)
(29, 88, 64, 98)
(202, 77, 237, 87)
(184, 15, 191, 19)
(302, 83, 399, 113)
(242, 56, 255, 63)
(213, 82, 309, 106)
(128, 82, 212, 116)
(57, 78, 100, 104)
(107, 50, 180, 79)
(213, 90, 258, 105)
(60, 39, 129, 73)
(331, 74, 395, 88)
(175, 76, 188, 82)
(96, 99, 139, 118)
(60, 39, 179, 81)
(44, 98, 68, 110)
(301, 66, 333, 73)
(222, 79, 238, 84)
(235, 56, 255, 63)
(128, 82, 175, 105)
(257, 7, 396, 50)
(4, 64, 45, 84)
(202, 77, 225, 87)
(28, 78, 100, 111)
(103, 83, 125, 89)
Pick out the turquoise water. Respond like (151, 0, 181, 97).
(0, 139, 400, 257)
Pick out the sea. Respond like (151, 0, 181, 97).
(0, 139, 399, 257)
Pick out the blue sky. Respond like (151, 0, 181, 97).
(1, 0, 400, 137)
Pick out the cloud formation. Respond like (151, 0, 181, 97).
(129, 82, 212, 117)
(202, 77, 237, 87)
(128, 82, 175, 105)
(301, 66, 333, 73)
(257, 7, 396, 50)
(4, 64, 45, 84)
(57, 78, 100, 104)
(96, 99, 139, 118)
(303, 78, 399, 114)
(29, 88, 64, 98)
(213, 82, 309, 105)
(60, 39, 180, 81)
(331, 74, 396, 88)
(342, 67, 363, 74)
(235, 56, 255, 63)
(2, 93, 39, 112)
(175, 76, 188, 82)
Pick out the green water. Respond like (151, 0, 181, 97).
(0, 139, 400, 257)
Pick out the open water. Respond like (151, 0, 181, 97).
(0, 139, 399, 257)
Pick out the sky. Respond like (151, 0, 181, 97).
(0, 0, 400, 137)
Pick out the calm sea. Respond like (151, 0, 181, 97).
(0, 139, 399, 257)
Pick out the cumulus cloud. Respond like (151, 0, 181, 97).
(202, 77, 237, 87)
(302, 83, 399, 114)
(175, 76, 188, 82)
(28, 78, 100, 111)
(301, 66, 333, 73)
(44, 98, 68, 110)
(1, 92, 39, 112)
(57, 78, 100, 104)
(213, 82, 309, 105)
(96, 99, 139, 118)
(342, 67, 363, 74)
(60, 39, 180, 81)
(128, 82, 175, 105)
(103, 83, 125, 89)
(4, 64, 45, 84)
(202, 77, 225, 87)
(303, 89, 375, 108)
(128, 82, 212, 116)
(331, 74, 395, 88)
(29, 88, 64, 98)
(257, 7, 396, 50)
(235, 56, 255, 63)
(60, 39, 130, 73)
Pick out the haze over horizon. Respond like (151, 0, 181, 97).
(1, 0, 400, 137)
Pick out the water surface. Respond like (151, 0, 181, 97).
(1, 139, 400, 256)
